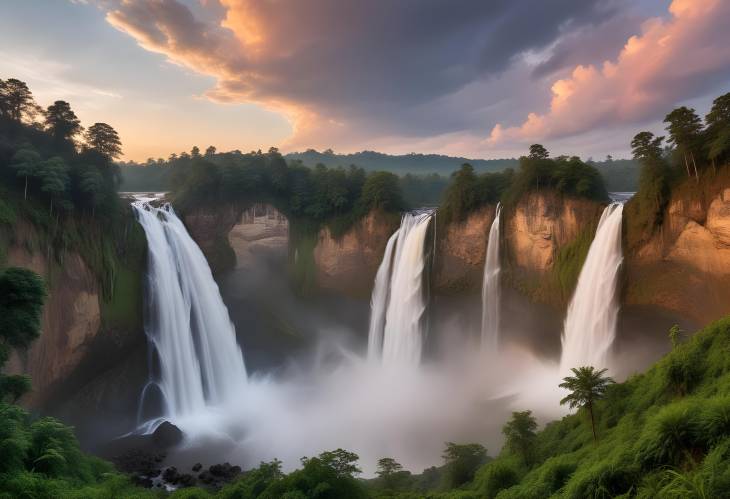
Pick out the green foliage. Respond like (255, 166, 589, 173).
(472, 457, 521, 498)
(502, 411, 538, 465)
(503, 147, 608, 207)
(248, 450, 368, 499)
(217, 460, 283, 498)
(438, 164, 512, 226)
(560, 367, 615, 442)
(441, 442, 488, 489)
(359, 171, 405, 213)
(0, 267, 46, 379)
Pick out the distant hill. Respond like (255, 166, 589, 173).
(284, 150, 519, 174)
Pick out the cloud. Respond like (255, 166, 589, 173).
(488, 0, 730, 147)
(96, 0, 617, 150)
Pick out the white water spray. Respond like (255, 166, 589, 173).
(560, 203, 623, 375)
(481, 203, 502, 351)
(368, 212, 433, 366)
(132, 202, 247, 419)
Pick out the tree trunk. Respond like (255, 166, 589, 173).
(24, 176, 28, 200)
(588, 401, 598, 444)
(49, 198, 53, 216)
(690, 152, 699, 181)
(683, 153, 691, 178)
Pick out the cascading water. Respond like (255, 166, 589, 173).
(367, 230, 399, 361)
(132, 201, 247, 420)
(481, 203, 502, 351)
(560, 202, 624, 375)
(367, 211, 433, 366)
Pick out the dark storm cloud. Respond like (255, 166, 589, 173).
(100, 0, 620, 143)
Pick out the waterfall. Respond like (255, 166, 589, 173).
(132, 201, 247, 419)
(560, 203, 624, 374)
(481, 203, 502, 351)
(367, 211, 433, 366)
(367, 230, 399, 361)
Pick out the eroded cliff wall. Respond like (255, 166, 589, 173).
(1, 211, 147, 428)
(625, 178, 730, 325)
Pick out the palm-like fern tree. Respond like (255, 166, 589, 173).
(560, 366, 615, 443)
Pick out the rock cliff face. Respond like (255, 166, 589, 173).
(2, 216, 146, 416)
(434, 206, 496, 293)
(503, 191, 605, 306)
(312, 210, 400, 297)
(626, 183, 730, 325)
(5, 221, 101, 407)
(184, 203, 243, 274)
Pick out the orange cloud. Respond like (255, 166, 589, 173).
(488, 0, 730, 145)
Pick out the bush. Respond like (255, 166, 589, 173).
(472, 458, 521, 498)
(635, 401, 702, 468)
(562, 453, 638, 499)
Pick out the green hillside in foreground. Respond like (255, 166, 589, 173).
(399, 318, 730, 499)
(2, 314, 729, 498)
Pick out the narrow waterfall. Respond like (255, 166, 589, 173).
(481, 203, 502, 351)
(132, 202, 247, 419)
(560, 203, 624, 374)
(367, 230, 399, 361)
(367, 211, 433, 366)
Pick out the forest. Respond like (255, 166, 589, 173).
(3, 76, 730, 498)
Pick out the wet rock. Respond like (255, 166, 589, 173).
(152, 421, 183, 448)
(178, 473, 196, 487)
(162, 466, 180, 484)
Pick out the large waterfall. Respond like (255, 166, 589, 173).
(368, 211, 433, 366)
(560, 202, 624, 374)
(481, 203, 502, 351)
(132, 202, 247, 419)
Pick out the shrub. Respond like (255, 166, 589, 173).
(635, 401, 702, 468)
(472, 458, 521, 498)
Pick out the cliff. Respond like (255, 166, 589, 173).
(432, 192, 605, 303)
(502, 191, 605, 306)
(183, 202, 400, 297)
(0, 207, 147, 432)
(434, 206, 496, 293)
(312, 210, 400, 297)
(625, 171, 730, 325)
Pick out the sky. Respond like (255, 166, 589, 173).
(1, 0, 729, 162)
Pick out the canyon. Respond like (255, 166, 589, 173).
(5, 176, 730, 428)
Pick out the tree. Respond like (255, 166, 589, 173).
(559, 366, 615, 443)
(191, 146, 201, 158)
(502, 410, 538, 464)
(44, 100, 82, 144)
(668, 324, 683, 349)
(631, 132, 664, 161)
(38, 157, 69, 215)
(360, 171, 405, 212)
(376, 457, 403, 478)
(10, 148, 42, 200)
(84, 123, 122, 159)
(0, 78, 41, 123)
(205, 145, 217, 157)
(316, 448, 361, 477)
(442, 442, 488, 488)
(705, 92, 730, 168)
(529, 144, 549, 160)
(0, 267, 46, 402)
(664, 106, 704, 179)
(376, 457, 410, 490)
(79, 170, 105, 217)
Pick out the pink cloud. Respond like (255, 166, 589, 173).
(488, 0, 730, 146)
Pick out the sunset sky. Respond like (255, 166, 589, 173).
(1, 0, 729, 161)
